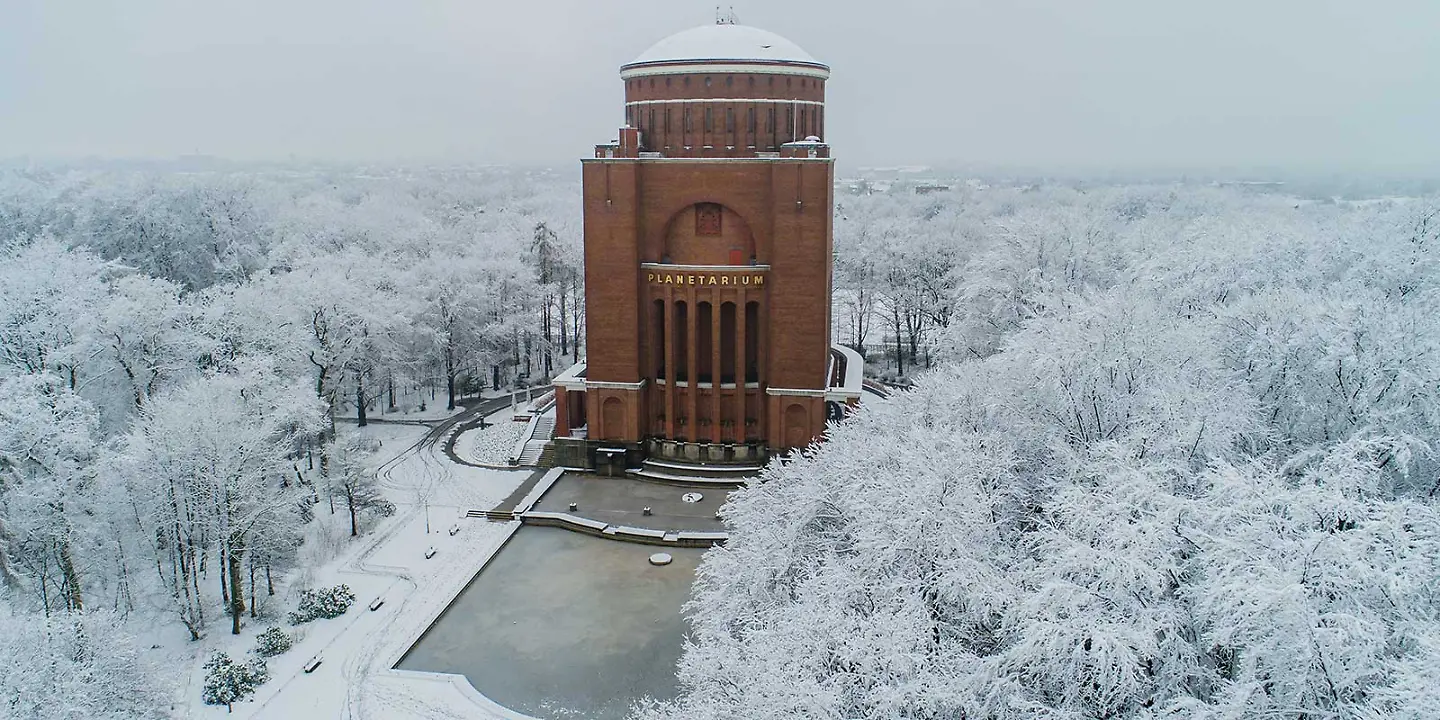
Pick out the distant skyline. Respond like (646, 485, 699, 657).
(2, 0, 1438, 173)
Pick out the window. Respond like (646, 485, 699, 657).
(747, 107, 756, 133)
(704, 76, 712, 87)
(748, 76, 755, 87)
(726, 75, 733, 87)
(648, 108, 655, 135)
(726, 107, 734, 132)
(695, 203, 722, 236)
(665, 107, 671, 134)
(705, 106, 712, 132)
(684, 106, 692, 132)
(649, 78, 655, 89)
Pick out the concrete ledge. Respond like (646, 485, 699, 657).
(628, 468, 748, 488)
(642, 457, 763, 474)
(520, 511, 727, 548)
(514, 468, 566, 515)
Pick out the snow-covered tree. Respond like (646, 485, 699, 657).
(201, 650, 268, 712)
(0, 609, 173, 719)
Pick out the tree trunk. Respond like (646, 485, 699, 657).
(58, 539, 83, 612)
(348, 485, 359, 537)
(356, 374, 367, 427)
(559, 282, 569, 357)
(572, 282, 582, 364)
(894, 308, 905, 377)
(228, 540, 246, 635)
(445, 345, 457, 411)
(219, 547, 229, 605)
(248, 557, 257, 619)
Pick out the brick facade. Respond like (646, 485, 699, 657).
(560, 25, 835, 456)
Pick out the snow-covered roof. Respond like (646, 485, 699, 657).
(624, 24, 827, 71)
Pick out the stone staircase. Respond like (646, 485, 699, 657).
(628, 457, 761, 487)
(535, 442, 560, 468)
(515, 416, 555, 466)
(467, 507, 518, 523)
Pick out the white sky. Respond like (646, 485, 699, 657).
(2, 0, 1437, 172)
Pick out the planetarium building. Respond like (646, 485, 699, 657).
(551, 20, 862, 478)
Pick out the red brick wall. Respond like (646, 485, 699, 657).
(581, 62, 835, 450)
(620, 71, 827, 155)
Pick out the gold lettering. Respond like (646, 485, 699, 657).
(665, 274, 673, 284)
(646, 273, 655, 283)
(688, 275, 695, 285)
(721, 276, 729, 285)
(742, 276, 750, 285)
(708, 276, 718, 285)
(754, 275, 764, 286)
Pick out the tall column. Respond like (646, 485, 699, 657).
(758, 296, 768, 441)
(686, 286, 698, 443)
(734, 289, 747, 443)
(711, 296, 722, 444)
(664, 289, 675, 441)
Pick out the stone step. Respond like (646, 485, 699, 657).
(628, 467, 749, 487)
(643, 457, 763, 477)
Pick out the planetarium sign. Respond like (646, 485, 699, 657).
(645, 271, 766, 287)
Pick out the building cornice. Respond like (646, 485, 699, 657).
(582, 157, 833, 165)
(585, 379, 648, 391)
(625, 98, 824, 107)
(641, 263, 770, 272)
(620, 61, 830, 81)
(765, 387, 826, 398)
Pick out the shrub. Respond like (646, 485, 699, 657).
(251, 626, 292, 658)
(201, 651, 268, 711)
(287, 584, 356, 625)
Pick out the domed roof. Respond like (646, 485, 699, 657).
(624, 23, 826, 70)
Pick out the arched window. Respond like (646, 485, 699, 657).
(720, 302, 736, 383)
(653, 299, 666, 379)
(745, 302, 759, 383)
(698, 302, 713, 383)
(675, 301, 689, 382)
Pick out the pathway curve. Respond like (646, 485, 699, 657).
(193, 405, 536, 720)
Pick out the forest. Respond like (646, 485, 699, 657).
(0, 163, 581, 714)
(654, 182, 1440, 719)
(2, 164, 1438, 719)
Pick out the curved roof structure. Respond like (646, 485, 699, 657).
(621, 24, 828, 77)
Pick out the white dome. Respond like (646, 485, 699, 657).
(625, 24, 825, 69)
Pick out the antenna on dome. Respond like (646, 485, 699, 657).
(716, 6, 738, 25)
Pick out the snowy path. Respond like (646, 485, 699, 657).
(190, 413, 537, 720)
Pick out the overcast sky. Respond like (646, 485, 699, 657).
(2, 0, 1437, 172)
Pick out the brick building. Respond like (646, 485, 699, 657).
(552, 20, 862, 475)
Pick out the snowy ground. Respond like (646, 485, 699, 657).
(172, 416, 539, 719)
(453, 417, 529, 466)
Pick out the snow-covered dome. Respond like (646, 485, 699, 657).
(622, 24, 828, 77)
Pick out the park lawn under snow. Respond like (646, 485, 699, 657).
(455, 416, 529, 466)
(153, 420, 529, 719)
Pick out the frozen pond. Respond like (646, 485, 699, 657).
(397, 526, 706, 720)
